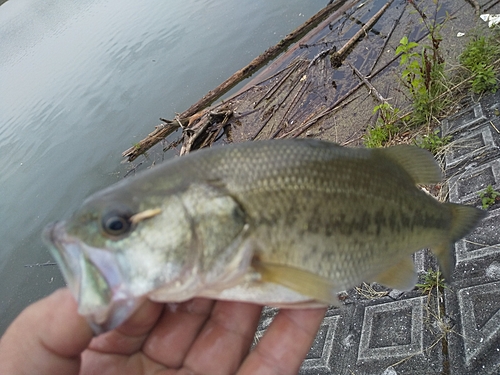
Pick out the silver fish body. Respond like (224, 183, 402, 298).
(44, 139, 486, 333)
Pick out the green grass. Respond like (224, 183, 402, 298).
(415, 129, 451, 154)
(416, 269, 445, 294)
(460, 35, 500, 94)
(478, 185, 500, 209)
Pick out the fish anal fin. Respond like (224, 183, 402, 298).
(433, 242, 453, 281)
(377, 145, 442, 184)
(371, 257, 417, 291)
(253, 260, 340, 306)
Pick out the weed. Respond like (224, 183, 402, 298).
(460, 35, 500, 93)
(354, 282, 389, 299)
(396, 0, 450, 126)
(415, 129, 451, 154)
(416, 269, 445, 294)
(363, 103, 401, 148)
(396, 34, 447, 125)
(478, 185, 500, 209)
(363, 123, 398, 148)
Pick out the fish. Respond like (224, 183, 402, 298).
(43, 139, 486, 334)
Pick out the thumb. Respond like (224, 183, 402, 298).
(0, 288, 93, 375)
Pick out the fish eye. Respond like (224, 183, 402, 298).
(101, 210, 132, 237)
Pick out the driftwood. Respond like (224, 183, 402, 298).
(122, 0, 349, 162)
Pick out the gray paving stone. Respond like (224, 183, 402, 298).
(446, 281, 500, 375)
(448, 159, 500, 204)
(445, 125, 498, 170)
(454, 206, 500, 266)
(442, 103, 487, 136)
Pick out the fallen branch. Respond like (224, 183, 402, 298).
(347, 62, 387, 103)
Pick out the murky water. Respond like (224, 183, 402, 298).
(0, 0, 325, 333)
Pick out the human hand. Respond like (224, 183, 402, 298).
(0, 288, 326, 375)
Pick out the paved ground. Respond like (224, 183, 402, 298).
(253, 90, 500, 374)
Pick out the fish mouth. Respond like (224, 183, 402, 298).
(43, 221, 143, 334)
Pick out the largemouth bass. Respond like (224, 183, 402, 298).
(43, 139, 486, 333)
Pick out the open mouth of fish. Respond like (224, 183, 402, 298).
(43, 222, 144, 334)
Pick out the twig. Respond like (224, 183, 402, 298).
(253, 60, 304, 108)
(368, 7, 405, 73)
(285, 93, 359, 138)
(180, 110, 232, 155)
(330, 0, 394, 67)
(308, 46, 336, 69)
(271, 81, 311, 138)
(347, 62, 387, 103)
(252, 104, 282, 140)
(24, 261, 57, 268)
(490, 121, 500, 134)
(465, 0, 480, 15)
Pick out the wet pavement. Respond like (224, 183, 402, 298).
(253, 90, 500, 374)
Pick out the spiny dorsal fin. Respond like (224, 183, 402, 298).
(371, 256, 417, 291)
(252, 260, 340, 306)
(376, 145, 442, 184)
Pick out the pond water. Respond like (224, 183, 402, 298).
(0, 0, 325, 334)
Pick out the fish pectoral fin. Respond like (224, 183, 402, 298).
(371, 257, 417, 291)
(377, 145, 442, 184)
(253, 260, 340, 306)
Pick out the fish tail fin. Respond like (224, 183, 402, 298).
(446, 203, 487, 243)
(434, 203, 487, 280)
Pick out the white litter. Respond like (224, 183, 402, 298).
(480, 14, 500, 27)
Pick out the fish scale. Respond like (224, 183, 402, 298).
(44, 138, 487, 333)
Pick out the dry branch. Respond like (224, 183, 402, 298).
(347, 62, 387, 103)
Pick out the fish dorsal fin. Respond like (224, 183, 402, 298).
(371, 256, 417, 291)
(252, 260, 340, 306)
(376, 145, 442, 184)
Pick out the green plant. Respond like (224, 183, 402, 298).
(416, 269, 445, 294)
(373, 102, 401, 126)
(478, 185, 500, 209)
(415, 129, 451, 154)
(364, 103, 401, 148)
(460, 35, 500, 93)
(396, 34, 447, 125)
(396, 0, 449, 126)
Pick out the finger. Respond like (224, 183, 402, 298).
(182, 301, 262, 375)
(86, 298, 163, 355)
(237, 307, 326, 375)
(0, 288, 93, 375)
(142, 298, 215, 367)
